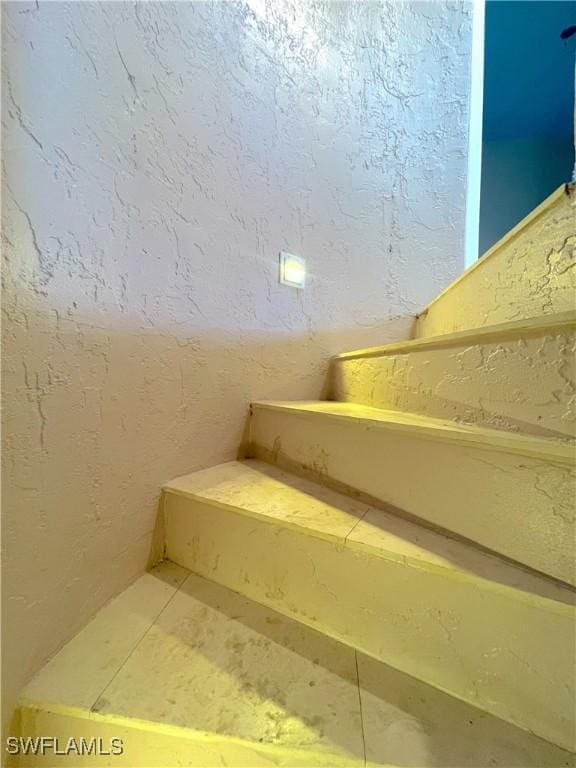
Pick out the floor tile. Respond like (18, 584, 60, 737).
(358, 653, 574, 767)
(93, 572, 364, 761)
(23, 562, 188, 709)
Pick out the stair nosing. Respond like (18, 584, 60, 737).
(163, 468, 575, 611)
(333, 310, 576, 362)
(251, 401, 575, 466)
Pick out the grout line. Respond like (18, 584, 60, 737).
(344, 507, 371, 546)
(89, 575, 187, 712)
(354, 650, 367, 767)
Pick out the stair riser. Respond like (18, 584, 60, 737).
(333, 329, 576, 439)
(165, 491, 575, 752)
(249, 407, 576, 586)
(416, 187, 575, 338)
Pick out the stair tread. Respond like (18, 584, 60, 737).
(164, 460, 573, 606)
(334, 310, 576, 361)
(22, 564, 573, 767)
(251, 400, 575, 464)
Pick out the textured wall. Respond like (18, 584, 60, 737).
(416, 186, 575, 338)
(333, 324, 576, 440)
(1, 0, 472, 728)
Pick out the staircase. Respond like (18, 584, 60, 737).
(14, 184, 576, 767)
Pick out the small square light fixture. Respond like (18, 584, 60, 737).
(279, 251, 306, 288)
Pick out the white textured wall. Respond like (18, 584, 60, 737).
(2, 0, 472, 728)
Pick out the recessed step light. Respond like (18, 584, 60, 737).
(279, 251, 306, 288)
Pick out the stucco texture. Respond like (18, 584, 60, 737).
(333, 325, 576, 439)
(1, 0, 472, 729)
(416, 187, 576, 337)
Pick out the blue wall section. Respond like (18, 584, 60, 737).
(479, 0, 575, 253)
(483, 0, 575, 141)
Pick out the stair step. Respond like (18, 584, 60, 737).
(19, 562, 574, 767)
(163, 460, 575, 752)
(415, 183, 576, 338)
(332, 312, 576, 440)
(248, 401, 575, 586)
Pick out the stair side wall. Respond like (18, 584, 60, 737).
(416, 186, 575, 337)
(332, 325, 576, 439)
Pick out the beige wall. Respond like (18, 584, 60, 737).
(1, 0, 472, 729)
